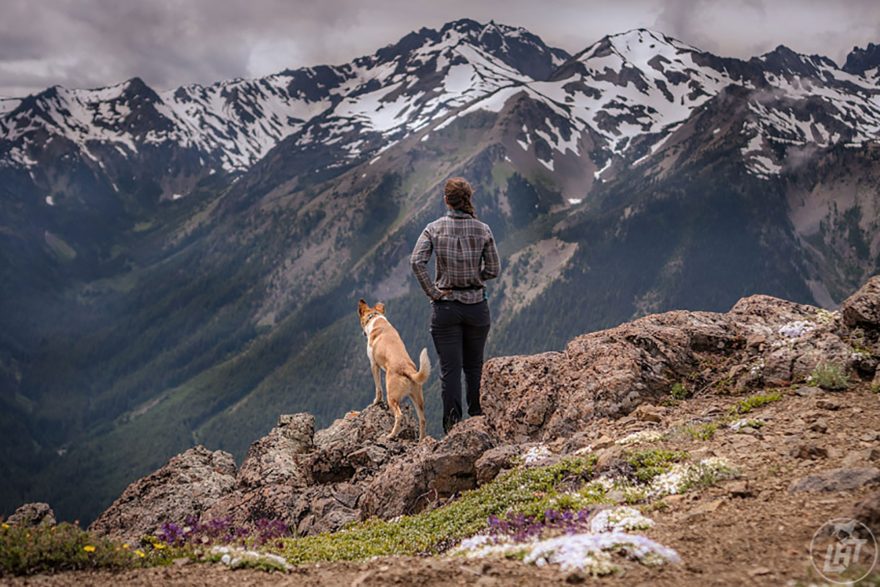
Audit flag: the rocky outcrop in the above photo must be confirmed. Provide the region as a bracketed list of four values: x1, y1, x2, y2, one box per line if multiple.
[88, 276, 880, 543]
[89, 446, 236, 543]
[201, 414, 315, 527]
[311, 405, 417, 483]
[788, 467, 880, 493]
[360, 417, 497, 519]
[841, 275, 880, 332]
[482, 285, 875, 443]
[7, 502, 56, 527]
[237, 413, 315, 488]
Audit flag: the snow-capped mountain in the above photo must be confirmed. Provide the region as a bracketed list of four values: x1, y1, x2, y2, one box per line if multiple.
[0, 19, 567, 180]
[4, 20, 880, 199]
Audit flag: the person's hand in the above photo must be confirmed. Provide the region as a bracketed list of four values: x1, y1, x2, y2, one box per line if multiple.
[433, 289, 451, 301]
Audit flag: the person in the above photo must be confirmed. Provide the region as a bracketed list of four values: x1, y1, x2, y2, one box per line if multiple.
[410, 177, 501, 434]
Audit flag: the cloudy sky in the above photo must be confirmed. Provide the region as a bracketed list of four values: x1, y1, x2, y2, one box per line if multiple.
[2, 0, 879, 97]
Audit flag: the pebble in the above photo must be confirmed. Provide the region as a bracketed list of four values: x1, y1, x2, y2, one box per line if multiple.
[815, 399, 840, 410]
[727, 480, 754, 498]
[808, 419, 828, 433]
[795, 386, 822, 396]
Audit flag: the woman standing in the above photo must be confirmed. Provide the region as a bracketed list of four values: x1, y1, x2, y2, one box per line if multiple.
[411, 177, 501, 433]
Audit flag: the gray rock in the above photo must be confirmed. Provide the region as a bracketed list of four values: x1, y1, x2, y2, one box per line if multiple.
[312, 403, 415, 483]
[482, 310, 735, 442]
[289, 483, 362, 536]
[840, 275, 880, 330]
[360, 417, 496, 519]
[851, 490, 880, 536]
[237, 413, 314, 488]
[474, 445, 521, 485]
[7, 502, 56, 527]
[788, 467, 880, 493]
[89, 445, 236, 543]
[788, 442, 828, 460]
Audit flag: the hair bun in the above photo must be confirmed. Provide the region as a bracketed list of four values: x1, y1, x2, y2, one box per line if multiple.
[444, 177, 475, 216]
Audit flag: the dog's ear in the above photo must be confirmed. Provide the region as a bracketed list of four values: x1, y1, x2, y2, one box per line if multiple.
[358, 299, 369, 315]
[375, 302, 385, 314]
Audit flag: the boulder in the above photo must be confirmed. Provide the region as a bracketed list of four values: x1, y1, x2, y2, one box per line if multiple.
[360, 417, 496, 519]
[788, 467, 880, 493]
[730, 295, 853, 385]
[289, 483, 362, 536]
[237, 413, 314, 488]
[180, 415, 314, 528]
[89, 446, 236, 543]
[312, 403, 416, 483]
[7, 502, 56, 527]
[475, 445, 522, 485]
[481, 291, 870, 444]
[840, 275, 880, 331]
[851, 490, 880, 536]
[482, 310, 735, 442]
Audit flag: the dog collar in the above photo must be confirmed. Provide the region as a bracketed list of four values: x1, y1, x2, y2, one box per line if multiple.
[362, 311, 383, 336]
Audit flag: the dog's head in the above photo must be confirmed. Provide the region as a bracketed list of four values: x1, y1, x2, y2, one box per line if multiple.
[358, 299, 386, 330]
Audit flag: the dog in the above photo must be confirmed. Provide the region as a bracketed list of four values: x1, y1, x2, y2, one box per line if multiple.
[358, 299, 429, 441]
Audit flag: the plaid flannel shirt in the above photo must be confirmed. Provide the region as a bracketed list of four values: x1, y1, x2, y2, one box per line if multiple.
[410, 210, 501, 304]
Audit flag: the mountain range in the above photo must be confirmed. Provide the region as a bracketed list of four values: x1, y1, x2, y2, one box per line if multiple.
[1, 18, 879, 524]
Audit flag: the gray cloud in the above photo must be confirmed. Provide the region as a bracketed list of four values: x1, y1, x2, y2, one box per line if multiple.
[2, 0, 879, 97]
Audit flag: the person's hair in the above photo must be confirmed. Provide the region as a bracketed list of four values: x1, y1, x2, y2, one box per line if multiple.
[444, 177, 475, 217]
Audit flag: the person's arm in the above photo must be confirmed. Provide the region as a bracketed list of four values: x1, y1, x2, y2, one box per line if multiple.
[480, 227, 500, 281]
[411, 228, 445, 300]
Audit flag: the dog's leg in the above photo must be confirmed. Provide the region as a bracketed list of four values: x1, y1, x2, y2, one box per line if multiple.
[411, 385, 427, 442]
[370, 361, 383, 406]
[386, 396, 403, 440]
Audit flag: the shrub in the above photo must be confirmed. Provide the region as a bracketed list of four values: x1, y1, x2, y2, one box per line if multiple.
[731, 391, 782, 415]
[0, 522, 140, 576]
[670, 383, 691, 400]
[625, 449, 689, 484]
[806, 363, 850, 391]
[682, 422, 717, 441]
[277, 456, 596, 564]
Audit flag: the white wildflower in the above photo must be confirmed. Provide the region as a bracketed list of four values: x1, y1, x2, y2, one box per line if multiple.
[590, 506, 655, 533]
[210, 545, 292, 571]
[777, 320, 815, 339]
[523, 531, 680, 573]
[647, 457, 735, 498]
[522, 445, 553, 465]
[592, 476, 615, 491]
[749, 358, 765, 376]
[454, 531, 680, 575]
[616, 430, 664, 446]
[814, 309, 838, 326]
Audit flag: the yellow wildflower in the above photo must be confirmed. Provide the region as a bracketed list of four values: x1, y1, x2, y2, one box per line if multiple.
[83, 545, 96, 553]
[134, 549, 146, 558]
[122, 543, 130, 550]
[154, 542, 166, 550]
[1, 523, 9, 530]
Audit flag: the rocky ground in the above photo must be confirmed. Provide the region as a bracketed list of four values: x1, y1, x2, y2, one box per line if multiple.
[6, 277, 880, 585]
[9, 384, 880, 585]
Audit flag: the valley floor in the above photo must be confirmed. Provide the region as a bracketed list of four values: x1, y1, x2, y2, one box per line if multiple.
[8, 385, 880, 586]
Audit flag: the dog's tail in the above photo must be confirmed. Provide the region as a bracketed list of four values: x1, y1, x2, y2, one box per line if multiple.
[409, 348, 431, 385]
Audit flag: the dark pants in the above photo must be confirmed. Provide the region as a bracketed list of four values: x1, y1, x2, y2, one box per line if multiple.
[430, 300, 491, 433]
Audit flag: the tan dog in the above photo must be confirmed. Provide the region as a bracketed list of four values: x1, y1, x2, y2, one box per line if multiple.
[358, 299, 429, 441]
